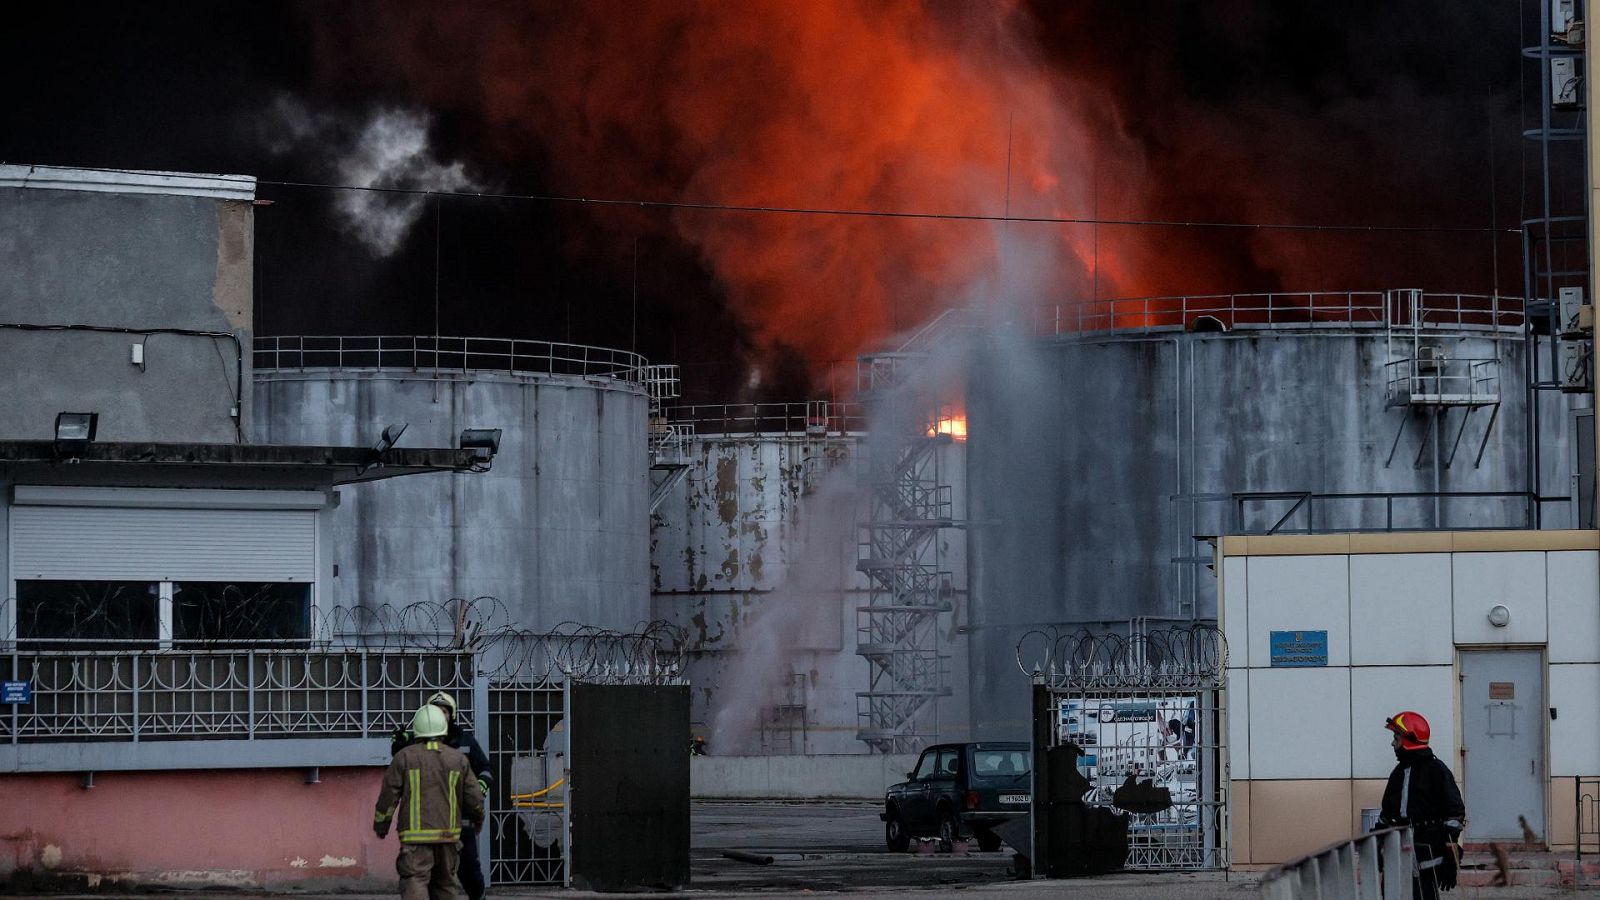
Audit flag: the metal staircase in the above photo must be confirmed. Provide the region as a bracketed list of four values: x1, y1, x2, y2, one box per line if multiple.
[645, 365, 691, 513]
[853, 352, 956, 753]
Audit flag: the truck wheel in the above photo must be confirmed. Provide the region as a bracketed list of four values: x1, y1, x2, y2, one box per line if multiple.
[885, 812, 911, 852]
[975, 828, 1003, 852]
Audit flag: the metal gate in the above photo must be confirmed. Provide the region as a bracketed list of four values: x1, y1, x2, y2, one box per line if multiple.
[1020, 625, 1229, 872]
[481, 624, 686, 887]
[489, 681, 566, 885]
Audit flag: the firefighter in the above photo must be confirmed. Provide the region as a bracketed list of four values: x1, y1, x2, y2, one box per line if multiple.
[374, 705, 484, 900]
[1376, 710, 1465, 900]
[426, 692, 492, 900]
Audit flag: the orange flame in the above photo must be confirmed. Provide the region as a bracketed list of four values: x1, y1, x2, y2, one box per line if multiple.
[930, 415, 969, 442]
[312, 2, 1153, 377]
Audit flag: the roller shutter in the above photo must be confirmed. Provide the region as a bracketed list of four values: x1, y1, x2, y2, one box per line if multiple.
[11, 504, 317, 582]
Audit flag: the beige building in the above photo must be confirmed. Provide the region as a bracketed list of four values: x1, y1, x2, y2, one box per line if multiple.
[1220, 530, 1600, 867]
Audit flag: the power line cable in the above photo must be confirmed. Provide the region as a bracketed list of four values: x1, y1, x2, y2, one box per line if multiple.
[253, 177, 1519, 236]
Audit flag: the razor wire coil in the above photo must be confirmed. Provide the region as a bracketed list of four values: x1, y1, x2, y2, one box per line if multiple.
[2, 595, 686, 687]
[1015, 625, 1227, 690]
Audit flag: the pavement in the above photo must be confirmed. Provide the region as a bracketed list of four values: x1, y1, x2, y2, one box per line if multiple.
[17, 801, 1600, 897]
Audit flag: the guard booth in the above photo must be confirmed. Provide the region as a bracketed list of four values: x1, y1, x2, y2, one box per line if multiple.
[485, 626, 690, 891]
[1021, 626, 1229, 875]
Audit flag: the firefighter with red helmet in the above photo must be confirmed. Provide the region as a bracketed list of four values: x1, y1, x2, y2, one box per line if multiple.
[1377, 710, 1465, 899]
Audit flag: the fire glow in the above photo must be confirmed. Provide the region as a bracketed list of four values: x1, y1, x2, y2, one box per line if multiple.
[313, 2, 1150, 378]
[930, 415, 968, 442]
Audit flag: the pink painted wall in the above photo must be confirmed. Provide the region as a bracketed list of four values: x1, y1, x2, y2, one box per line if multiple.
[0, 767, 400, 890]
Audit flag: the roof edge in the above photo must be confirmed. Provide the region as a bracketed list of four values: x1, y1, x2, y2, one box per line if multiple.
[0, 164, 257, 202]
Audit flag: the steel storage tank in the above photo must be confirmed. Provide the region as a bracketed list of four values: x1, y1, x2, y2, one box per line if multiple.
[648, 402, 973, 753]
[965, 290, 1578, 739]
[252, 336, 652, 632]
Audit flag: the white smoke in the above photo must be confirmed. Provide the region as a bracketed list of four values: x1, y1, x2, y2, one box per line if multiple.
[265, 97, 479, 256]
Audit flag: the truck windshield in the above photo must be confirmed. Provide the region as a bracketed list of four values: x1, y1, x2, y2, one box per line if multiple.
[971, 749, 1030, 778]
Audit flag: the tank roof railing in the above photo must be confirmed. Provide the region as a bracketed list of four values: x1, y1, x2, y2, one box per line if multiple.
[254, 335, 650, 386]
[663, 401, 867, 437]
[1037, 290, 1527, 336]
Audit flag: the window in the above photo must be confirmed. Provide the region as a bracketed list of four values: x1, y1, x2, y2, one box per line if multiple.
[13, 579, 311, 647]
[173, 582, 311, 645]
[972, 750, 1030, 777]
[16, 580, 159, 647]
[936, 748, 963, 777]
[912, 750, 940, 780]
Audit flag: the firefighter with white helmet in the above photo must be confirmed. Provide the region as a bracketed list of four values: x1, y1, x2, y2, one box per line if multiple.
[374, 704, 484, 900]
[391, 692, 493, 900]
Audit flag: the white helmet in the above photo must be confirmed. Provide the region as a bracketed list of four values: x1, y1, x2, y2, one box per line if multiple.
[427, 691, 458, 718]
[412, 704, 450, 738]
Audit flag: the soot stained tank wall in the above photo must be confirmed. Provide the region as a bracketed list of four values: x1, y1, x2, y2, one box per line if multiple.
[651, 435, 971, 753]
[253, 370, 649, 631]
[967, 330, 1564, 739]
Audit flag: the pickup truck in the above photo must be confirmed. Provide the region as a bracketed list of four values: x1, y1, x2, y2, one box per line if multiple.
[881, 742, 1031, 852]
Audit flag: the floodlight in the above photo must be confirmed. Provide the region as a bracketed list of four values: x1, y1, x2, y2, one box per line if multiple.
[54, 412, 98, 445]
[373, 422, 408, 455]
[459, 428, 502, 463]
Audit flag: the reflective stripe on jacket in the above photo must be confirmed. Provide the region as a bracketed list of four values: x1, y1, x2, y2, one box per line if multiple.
[374, 739, 485, 844]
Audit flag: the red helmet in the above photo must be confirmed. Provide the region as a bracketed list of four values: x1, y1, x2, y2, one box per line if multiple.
[1386, 711, 1431, 750]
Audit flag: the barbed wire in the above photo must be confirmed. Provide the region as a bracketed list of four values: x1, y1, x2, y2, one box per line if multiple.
[1016, 625, 1227, 690]
[1, 595, 686, 686]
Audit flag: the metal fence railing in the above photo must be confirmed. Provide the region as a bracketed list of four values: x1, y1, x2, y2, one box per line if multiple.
[0, 649, 474, 743]
[0, 599, 684, 745]
[662, 401, 867, 436]
[1383, 358, 1502, 407]
[1037, 291, 1525, 336]
[1230, 491, 1539, 535]
[1259, 826, 1418, 900]
[253, 335, 649, 386]
[1578, 776, 1600, 886]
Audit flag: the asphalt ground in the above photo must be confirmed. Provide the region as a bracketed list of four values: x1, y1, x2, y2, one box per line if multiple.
[21, 801, 1600, 897]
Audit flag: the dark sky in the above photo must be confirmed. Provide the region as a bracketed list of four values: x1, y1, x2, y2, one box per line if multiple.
[0, 3, 1569, 403]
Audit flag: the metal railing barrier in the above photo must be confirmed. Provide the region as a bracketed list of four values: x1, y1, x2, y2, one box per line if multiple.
[254, 335, 649, 386]
[1230, 490, 1539, 535]
[1578, 776, 1600, 887]
[1259, 826, 1418, 900]
[662, 401, 868, 436]
[1038, 291, 1525, 336]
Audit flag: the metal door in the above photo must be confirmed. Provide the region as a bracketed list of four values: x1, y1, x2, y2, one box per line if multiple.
[1460, 650, 1545, 842]
[566, 681, 691, 892]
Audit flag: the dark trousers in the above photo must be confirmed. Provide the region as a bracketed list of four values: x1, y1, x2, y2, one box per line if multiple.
[458, 826, 484, 900]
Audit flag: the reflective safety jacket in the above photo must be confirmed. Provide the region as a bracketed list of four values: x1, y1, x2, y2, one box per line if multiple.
[374, 739, 485, 844]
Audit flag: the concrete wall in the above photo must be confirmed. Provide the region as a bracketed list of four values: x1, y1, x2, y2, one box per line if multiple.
[650, 434, 970, 754]
[254, 370, 650, 631]
[967, 329, 1574, 741]
[0, 177, 254, 444]
[690, 753, 917, 800]
[0, 767, 391, 891]
[1220, 531, 1600, 866]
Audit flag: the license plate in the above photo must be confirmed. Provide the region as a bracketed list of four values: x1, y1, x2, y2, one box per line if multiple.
[1000, 794, 1030, 804]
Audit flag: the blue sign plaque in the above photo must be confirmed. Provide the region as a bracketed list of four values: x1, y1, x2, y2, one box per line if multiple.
[1, 681, 31, 704]
[1269, 631, 1328, 668]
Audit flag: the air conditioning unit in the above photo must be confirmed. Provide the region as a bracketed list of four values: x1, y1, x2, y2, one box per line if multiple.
[1559, 286, 1589, 337]
[1554, 0, 1577, 33]
[1552, 56, 1581, 108]
[1560, 339, 1592, 392]
[1416, 345, 1448, 373]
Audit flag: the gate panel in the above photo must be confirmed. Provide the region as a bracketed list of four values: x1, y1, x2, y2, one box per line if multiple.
[1022, 626, 1229, 872]
[568, 682, 691, 891]
[488, 683, 565, 885]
